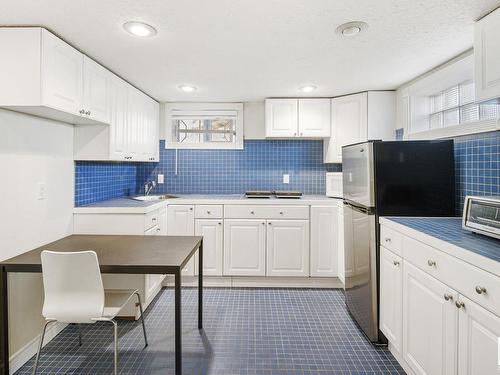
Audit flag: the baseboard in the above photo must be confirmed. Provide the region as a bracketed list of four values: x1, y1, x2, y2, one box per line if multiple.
[9, 322, 68, 375]
[163, 276, 344, 289]
[388, 342, 415, 375]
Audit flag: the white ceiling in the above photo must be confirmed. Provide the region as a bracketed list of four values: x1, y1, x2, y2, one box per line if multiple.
[2, 0, 499, 102]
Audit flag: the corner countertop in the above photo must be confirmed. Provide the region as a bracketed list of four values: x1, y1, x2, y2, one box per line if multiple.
[380, 217, 500, 276]
[73, 194, 340, 214]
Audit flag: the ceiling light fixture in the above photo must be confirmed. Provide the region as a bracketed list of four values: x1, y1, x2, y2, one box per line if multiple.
[178, 85, 198, 92]
[123, 21, 157, 37]
[336, 21, 368, 37]
[299, 85, 317, 93]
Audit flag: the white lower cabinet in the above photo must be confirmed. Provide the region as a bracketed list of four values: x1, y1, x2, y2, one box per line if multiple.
[266, 220, 309, 277]
[457, 295, 500, 375]
[144, 225, 166, 302]
[379, 246, 403, 353]
[167, 205, 196, 276]
[194, 219, 223, 276]
[223, 219, 266, 276]
[403, 261, 458, 375]
[310, 206, 339, 277]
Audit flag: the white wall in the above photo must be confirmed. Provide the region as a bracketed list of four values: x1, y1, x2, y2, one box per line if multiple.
[0, 109, 74, 367]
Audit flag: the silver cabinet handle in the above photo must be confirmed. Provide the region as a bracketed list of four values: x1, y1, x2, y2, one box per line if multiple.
[207, 211, 211, 214]
[300, 133, 303, 136]
[85, 110, 91, 116]
[268, 222, 272, 225]
[250, 211, 255, 215]
[393, 260, 400, 266]
[152, 218, 156, 221]
[427, 260, 436, 267]
[218, 222, 222, 225]
[79, 109, 85, 114]
[444, 293, 453, 301]
[455, 300, 465, 309]
[360, 148, 364, 153]
[156, 228, 160, 232]
[262, 222, 265, 225]
[189, 207, 193, 211]
[293, 132, 297, 136]
[385, 237, 391, 243]
[475, 286, 487, 294]
[279, 211, 284, 215]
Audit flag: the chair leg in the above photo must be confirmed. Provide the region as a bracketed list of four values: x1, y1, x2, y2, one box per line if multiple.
[32, 320, 56, 375]
[106, 319, 119, 375]
[134, 292, 148, 348]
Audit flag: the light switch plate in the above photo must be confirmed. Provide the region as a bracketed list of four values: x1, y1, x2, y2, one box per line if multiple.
[37, 182, 46, 200]
[283, 174, 290, 184]
[158, 174, 164, 184]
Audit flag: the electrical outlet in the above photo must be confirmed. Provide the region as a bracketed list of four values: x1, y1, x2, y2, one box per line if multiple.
[158, 174, 164, 184]
[283, 174, 290, 184]
[37, 182, 46, 200]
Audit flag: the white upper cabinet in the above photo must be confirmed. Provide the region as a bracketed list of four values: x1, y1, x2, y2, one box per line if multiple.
[82, 56, 111, 123]
[324, 91, 395, 163]
[41, 28, 84, 115]
[265, 98, 330, 138]
[474, 7, 500, 102]
[265, 99, 298, 137]
[298, 99, 331, 137]
[109, 76, 130, 160]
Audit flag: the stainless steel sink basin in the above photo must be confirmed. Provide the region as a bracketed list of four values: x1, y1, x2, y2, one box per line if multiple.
[130, 194, 178, 202]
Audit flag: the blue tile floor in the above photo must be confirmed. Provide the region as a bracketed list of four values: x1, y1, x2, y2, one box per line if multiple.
[16, 288, 405, 375]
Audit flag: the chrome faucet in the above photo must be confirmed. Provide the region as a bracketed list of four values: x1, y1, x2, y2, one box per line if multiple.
[144, 181, 156, 196]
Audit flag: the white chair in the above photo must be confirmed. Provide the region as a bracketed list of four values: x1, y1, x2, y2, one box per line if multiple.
[33, 250, 148, 375]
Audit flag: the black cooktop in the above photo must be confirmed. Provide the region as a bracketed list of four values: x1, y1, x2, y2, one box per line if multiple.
[244, 191, 303, 199]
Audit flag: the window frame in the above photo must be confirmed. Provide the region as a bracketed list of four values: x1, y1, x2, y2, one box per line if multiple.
[164, 102, 244, 149]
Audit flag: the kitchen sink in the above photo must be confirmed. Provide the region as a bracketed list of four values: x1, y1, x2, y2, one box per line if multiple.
[130, 194, 178, 202]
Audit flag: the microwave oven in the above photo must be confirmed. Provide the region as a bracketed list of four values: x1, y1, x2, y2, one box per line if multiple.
[462, 196, 500, 239]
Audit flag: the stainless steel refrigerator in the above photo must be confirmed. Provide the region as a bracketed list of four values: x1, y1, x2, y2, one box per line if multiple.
[342, 140, 455, 344]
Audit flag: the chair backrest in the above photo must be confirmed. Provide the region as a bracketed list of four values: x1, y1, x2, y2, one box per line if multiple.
[41, 251, 105, 323]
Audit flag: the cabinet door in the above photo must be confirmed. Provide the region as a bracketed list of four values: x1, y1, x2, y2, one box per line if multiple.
[194, 219, 223, 276]
[458, 295, 500, 375]
[167, 205, 195, 275]
[324, 93, 368, 163]
[224, 220, 266, 276]
[144, 226, 165, 302]
[109, 76, 129, 160]
[310, 206, 338, 277]
[126, 87, 142, 161]
[82, 56, 111, 123]
[475, 8, 500, 102]
[145, 100, 159, 161]
[267, 220, 309, 277]
[41, 29, 83, 115]
[337, 202, 345, 283]
[379, 247, 403, 353]
[265, 99, 298, 137]
[403, 261, 458, 375]
[298, 99, 331, 137]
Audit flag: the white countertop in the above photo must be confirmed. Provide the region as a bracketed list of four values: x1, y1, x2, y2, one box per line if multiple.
[73, 194, 340, 214]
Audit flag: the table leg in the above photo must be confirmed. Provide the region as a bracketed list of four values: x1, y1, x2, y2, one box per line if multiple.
[174, 270, 181, 375]
[198, 240, 203, 330]
[0, 268, 9, 375]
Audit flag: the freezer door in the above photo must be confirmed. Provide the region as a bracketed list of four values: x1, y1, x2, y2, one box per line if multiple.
[343, 202, 379, 342]
[342, 142, 374, 207]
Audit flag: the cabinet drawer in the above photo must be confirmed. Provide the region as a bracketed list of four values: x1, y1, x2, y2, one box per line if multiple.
[224, 205, 309, 219]
[195, 205, 223, 219]
[144, 210, 159, 230]
[380, 225, 403, 256]
[403, 236, 500, 315]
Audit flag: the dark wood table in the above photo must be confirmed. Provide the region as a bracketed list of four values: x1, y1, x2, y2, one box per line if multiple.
[0, 234, 203, 375]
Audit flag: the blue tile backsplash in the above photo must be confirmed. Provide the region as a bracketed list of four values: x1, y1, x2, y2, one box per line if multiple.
[75, 162, 138, 206]
[75, 131, 500, 211]
[75, 140, 341, 206]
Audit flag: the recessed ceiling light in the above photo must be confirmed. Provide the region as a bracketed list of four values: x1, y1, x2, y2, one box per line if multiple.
[178, 85, 198, 92]
[336, 21, 368, 37]
[299, 85, 317, 93]
[123, 21, 157, 37]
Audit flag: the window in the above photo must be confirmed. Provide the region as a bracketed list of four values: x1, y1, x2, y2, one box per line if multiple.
[428, 81, 500, 129]
[405, 53, 500, 139]
[165, 103, 243, 149]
